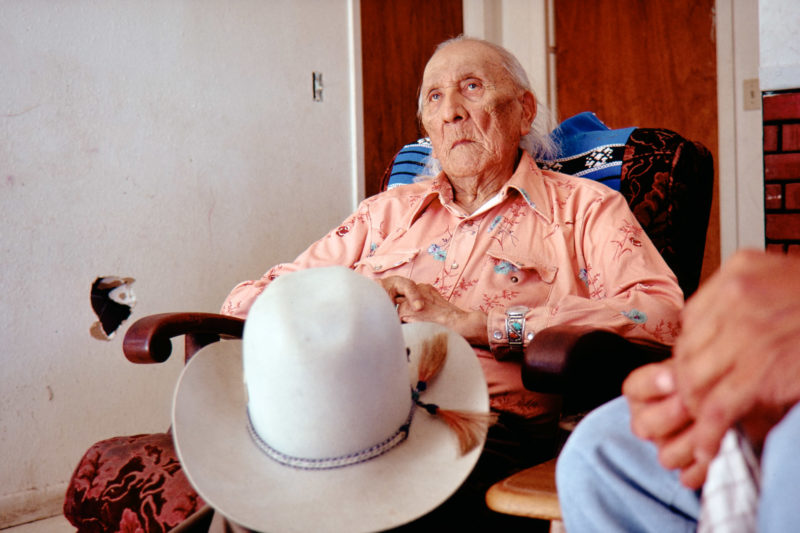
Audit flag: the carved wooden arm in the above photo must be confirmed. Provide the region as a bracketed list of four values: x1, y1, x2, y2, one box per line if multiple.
[522, 325, 671, 415]
[123, 313, 245, 364]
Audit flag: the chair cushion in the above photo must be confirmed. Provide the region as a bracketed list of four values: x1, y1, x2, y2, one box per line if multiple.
[64, 432, 204, 533]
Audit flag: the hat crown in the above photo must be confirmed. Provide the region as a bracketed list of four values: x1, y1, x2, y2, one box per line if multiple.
[243, 267, 412, 464]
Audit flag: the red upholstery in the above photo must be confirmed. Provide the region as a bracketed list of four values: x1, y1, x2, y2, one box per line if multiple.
[64, 432, 204, 533]
[64, 314, 243, 531]
[620, 128, 713, 298]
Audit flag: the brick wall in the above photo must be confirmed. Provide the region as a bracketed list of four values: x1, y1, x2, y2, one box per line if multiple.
[764, 90, 800, 254]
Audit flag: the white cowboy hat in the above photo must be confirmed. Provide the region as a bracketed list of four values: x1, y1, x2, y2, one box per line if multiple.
[172, 266, 490, 532]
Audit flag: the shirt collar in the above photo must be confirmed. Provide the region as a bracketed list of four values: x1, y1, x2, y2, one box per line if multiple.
[407, 150, 553, 225]
[501, 150, 553, 223]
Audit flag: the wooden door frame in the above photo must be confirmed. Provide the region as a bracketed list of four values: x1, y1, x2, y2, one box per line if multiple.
[715, 0, 764, 257]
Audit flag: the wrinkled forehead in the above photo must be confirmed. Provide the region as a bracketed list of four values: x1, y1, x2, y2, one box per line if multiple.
[421, 41, 512, 92]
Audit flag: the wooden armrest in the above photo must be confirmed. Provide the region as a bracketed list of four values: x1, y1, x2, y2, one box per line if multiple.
[522, 325, 670, 414]
[485, 458, 561, 521]
[123, 313, 245, 364]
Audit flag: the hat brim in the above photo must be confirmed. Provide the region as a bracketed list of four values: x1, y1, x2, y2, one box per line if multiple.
[172, 322, 489, 533]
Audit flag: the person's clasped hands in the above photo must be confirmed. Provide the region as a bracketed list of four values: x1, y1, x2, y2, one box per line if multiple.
[624, 249, 800, 489]
[379, 275, 490, 346]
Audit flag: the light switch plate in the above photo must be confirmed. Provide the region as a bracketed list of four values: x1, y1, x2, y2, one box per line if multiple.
[313, 72, 323, 102]
[743, 78, 760, 111]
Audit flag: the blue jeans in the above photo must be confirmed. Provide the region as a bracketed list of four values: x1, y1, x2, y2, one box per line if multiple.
[556, 397, 800, 532]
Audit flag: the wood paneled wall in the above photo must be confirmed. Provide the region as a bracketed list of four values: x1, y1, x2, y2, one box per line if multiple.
[360, 0, 462, 197]
[554, 0, 720, 280]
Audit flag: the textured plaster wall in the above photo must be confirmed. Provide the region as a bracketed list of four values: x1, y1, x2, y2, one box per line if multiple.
[0, 0, 358, 525]
[760, 0, 800, 91]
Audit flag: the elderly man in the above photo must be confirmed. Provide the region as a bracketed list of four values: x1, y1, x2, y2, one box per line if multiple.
[556, 250, 800, 532]
[221, 36, 682, 529]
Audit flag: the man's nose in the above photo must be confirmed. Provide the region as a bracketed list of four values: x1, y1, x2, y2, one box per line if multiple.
[440, 89, 467, 123]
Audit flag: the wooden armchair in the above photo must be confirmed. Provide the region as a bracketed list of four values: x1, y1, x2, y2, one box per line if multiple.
[63, 115, 713, 532]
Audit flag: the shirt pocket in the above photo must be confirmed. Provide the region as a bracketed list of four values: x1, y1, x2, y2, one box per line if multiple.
[354, 249, 421, 279]
[483, 249, 559, 307]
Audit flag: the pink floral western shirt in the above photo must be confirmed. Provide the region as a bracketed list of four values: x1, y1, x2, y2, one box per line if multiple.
[222, 151, 683, 418]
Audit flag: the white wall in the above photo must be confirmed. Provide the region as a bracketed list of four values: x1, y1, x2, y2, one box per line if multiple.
[0, 0, 360, 526]
[760, 0, 800, 90]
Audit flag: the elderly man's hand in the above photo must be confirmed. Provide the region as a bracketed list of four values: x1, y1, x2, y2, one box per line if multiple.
[672, 250, 800, 472]
[622, 361, 709, 488]
[378, 276, 488, 346]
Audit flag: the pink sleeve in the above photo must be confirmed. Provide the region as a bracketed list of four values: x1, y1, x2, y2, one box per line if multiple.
[534, 192, 684, 345]
[220, 202, 374, 319]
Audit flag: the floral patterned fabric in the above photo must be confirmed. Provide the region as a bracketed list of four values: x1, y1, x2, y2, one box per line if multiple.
[64, 432, 204, 533]
[620, 128, 713, 298]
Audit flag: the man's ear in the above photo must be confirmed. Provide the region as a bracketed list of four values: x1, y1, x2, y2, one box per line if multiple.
[519, 91, 537, 136]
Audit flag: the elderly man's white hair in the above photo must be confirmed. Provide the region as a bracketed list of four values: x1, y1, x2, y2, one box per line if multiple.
[418, 35, 559, 161]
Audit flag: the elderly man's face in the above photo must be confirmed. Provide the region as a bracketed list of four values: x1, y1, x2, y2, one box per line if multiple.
[420, 40, 535, 180]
